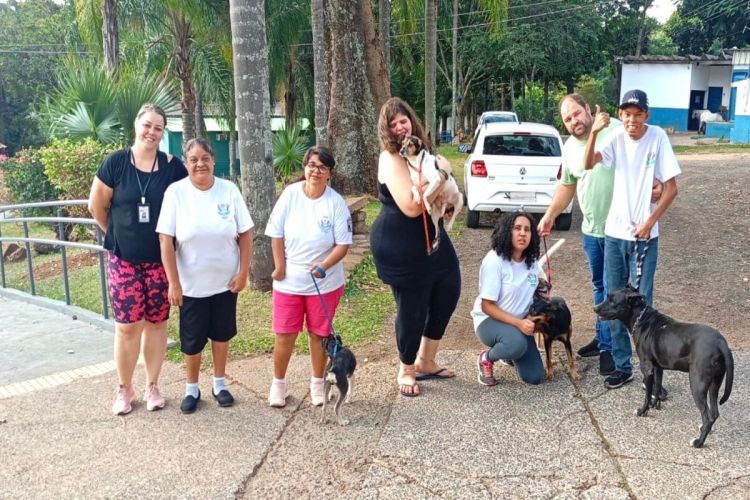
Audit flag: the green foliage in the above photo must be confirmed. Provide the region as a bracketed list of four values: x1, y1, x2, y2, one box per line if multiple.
[43, 58, 178, 144]
[37, 138, 119, 204]
[272, 126, 307, 182]
[514, 86, 545, 123]
[0, 0, 77, 154]
[0, 148, 60, 208]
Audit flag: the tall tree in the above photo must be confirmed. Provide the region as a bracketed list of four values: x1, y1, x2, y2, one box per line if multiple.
[379, 0, 391, 74]
[424, 0, 437, 143]
[327, 0, 389, 195]
[101, 0, 119, 77]
[229, 0, 275, 290]
[634, 0, 654, 57]
[311, 0, 328, 144]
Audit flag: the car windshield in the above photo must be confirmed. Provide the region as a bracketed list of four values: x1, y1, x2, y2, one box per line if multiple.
[482, 115, 516, 124]
[482, 134, 560, 157]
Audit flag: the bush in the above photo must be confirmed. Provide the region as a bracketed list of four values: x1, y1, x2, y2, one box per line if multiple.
[272, 125, 307, 183]
[0, 148, 60, 212]
[514, 85, 545, 123]
[37, 138, 120, 205]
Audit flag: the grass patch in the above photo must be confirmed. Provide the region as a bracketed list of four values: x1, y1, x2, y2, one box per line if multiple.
[673, 143, 750, 154]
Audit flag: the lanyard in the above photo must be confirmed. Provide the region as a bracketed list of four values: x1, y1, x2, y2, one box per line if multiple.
[130, 148, 158, 204]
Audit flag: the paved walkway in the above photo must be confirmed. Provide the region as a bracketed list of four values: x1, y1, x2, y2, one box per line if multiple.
[1, 295, 748, 499]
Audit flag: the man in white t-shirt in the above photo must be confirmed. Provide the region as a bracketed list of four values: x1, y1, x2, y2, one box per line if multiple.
[584, 89, 680, 391]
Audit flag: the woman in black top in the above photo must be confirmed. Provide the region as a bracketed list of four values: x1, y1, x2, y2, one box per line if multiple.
[370, 97, 461, 397]
[88, 103, 187, 415]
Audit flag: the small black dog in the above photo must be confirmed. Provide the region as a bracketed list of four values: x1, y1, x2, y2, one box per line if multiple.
[527, 286, 581, 381]
[595, 286, 734, 448]
[320, 334, 357, 426]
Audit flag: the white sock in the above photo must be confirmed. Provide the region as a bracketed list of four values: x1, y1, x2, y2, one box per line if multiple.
[185, 383, 200, 398]
[273, 377, 286, 385]
[213, 377, 226, 394]
[310, 376, 324, 386]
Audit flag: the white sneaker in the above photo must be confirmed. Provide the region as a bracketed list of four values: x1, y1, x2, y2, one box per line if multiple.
[310, 380, 325, 407]
[112, 385, 135, 416]
[268, 380, 289, 408]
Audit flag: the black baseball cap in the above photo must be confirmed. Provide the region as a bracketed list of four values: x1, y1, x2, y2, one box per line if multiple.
[619, 89, 649, 111]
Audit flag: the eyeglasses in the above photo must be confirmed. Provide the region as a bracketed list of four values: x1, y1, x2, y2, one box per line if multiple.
[305, 162, 330, 173]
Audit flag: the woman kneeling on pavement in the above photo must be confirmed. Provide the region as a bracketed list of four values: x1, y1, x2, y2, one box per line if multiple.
[265, 146, 352, 408]
[157, 138, 254, 414]
[474, 212, 545, 386]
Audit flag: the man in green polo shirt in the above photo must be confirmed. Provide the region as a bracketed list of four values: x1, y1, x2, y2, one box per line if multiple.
[538, 93, 619, 376]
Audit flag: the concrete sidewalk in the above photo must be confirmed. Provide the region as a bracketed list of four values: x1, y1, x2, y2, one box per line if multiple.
[1, 297, 748, 499]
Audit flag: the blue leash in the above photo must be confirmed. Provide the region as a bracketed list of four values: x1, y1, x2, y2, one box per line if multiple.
[310, 270, 341, 355]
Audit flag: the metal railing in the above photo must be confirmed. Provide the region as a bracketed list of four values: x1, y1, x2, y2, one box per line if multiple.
[0, 200, 109, 319]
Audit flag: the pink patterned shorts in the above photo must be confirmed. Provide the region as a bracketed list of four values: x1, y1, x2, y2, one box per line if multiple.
[107, 253, 170, 324]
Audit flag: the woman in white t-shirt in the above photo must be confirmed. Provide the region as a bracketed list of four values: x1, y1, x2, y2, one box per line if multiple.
[472, 212, 545, 386]
[265, 146, 353, 408]
[157, 138, 254, 414]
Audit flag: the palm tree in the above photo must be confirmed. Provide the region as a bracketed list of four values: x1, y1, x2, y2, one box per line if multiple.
[311, 0, 328, 144]
[379, 0, 391, 75]
[102, 0, 119, 78]
[424, 0, 437, 143]
[229, 0, 275, 290]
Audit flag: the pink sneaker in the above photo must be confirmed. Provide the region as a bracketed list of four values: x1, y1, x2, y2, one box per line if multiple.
[477, 351, 497, 387]
[268, 380, 289, 408]
[112, 385, 135, 415]
[144, 383, 166, 411]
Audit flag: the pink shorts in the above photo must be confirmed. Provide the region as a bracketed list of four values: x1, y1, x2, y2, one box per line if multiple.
[107, 253, 170, 324]
[272, 286, 345, 336]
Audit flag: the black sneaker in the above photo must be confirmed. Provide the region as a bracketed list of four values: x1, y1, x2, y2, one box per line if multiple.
[577, 338, 600, 358]
[642, 383, 669, 401]
[599, 351, 615, 376]
[213, 389, 235, 407]
[180, 391, 201, 414]
[605, 371, 634, 389]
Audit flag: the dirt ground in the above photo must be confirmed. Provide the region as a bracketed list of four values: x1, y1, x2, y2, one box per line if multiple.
[356, 151, 747, 362]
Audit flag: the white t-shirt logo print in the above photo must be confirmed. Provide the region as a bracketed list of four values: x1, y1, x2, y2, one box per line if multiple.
[318, 215, 332, 232]
[217, 203, 230, 219]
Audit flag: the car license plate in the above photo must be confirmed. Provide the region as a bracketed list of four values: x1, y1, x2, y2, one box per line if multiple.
[510, 192, 535, 203]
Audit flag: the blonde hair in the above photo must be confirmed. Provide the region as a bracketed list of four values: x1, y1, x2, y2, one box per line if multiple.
[135, 103, 167, 126]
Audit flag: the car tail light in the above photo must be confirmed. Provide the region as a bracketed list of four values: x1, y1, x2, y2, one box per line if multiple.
[471, 160, 487, 177]
[557, 164, 562, 180]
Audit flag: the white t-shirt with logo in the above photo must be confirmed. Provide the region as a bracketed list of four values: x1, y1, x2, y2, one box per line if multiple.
[156, 177, 254, 298]
[598, 125, 681, 241]
[265, 182, 353, 295]
[471, 250, 540, 330]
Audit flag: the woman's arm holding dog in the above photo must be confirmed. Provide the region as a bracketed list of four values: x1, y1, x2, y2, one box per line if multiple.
[380, 150, 429, 217]
[481, 299, 535, 335]
[310, 244, 349, 278]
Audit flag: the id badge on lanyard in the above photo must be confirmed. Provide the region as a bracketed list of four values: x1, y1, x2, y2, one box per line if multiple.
[133, 148, 158, 224]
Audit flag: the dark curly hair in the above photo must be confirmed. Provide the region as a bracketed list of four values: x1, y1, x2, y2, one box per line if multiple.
[490, 212, 540, 269]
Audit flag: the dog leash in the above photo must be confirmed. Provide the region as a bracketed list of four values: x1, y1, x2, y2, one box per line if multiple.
[542, 235, 553, 289]
[634, 238, 649, 291]
[310, 271, 342, 355]
[406, 154, 434, 255]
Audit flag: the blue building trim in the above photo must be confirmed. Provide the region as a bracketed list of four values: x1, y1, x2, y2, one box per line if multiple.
[730, 115, 750, 143]
[647, 107, 688, 132]
[704, 121, 733, 139]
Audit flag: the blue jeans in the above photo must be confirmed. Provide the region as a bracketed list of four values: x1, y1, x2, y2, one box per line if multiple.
[605, 236, 659, 374]
[581, 234, 611, 353]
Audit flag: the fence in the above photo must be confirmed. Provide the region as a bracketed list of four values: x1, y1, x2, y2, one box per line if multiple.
[0, 200, 110, 322]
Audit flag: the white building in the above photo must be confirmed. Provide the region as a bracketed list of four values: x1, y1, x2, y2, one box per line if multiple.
[617, 53, 732, 132]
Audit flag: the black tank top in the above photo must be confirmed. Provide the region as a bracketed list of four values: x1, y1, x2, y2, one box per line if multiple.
[370, 182, 459, 288]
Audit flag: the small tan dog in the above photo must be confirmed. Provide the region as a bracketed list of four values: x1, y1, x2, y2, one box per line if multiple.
[399, 135, 464, 232]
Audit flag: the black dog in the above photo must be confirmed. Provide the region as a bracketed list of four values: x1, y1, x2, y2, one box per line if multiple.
[527, 279, 581, 381]
[320, 334, 357, 426]
[594, 286, 734, 448]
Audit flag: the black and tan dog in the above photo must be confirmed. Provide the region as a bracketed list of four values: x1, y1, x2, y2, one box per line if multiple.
[595, 286, 734, 448]
[320, 334, 357, 426]
[527, 278, 581, 381]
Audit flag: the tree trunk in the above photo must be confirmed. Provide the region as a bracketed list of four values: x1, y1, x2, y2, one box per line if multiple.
[510, 76, 515, 111]
[424, 0, 437, 146]
[326, 0, 387, 195]
[229, 0, 275, 290]
[171, 12, 195, 149]
[311, 0, 329, 145]
[635, 0, 653, 57]
[450, 0, 458, 138]
[543, 78, 550, 123]
[101, 0, 119, 79]
[194, 87, 206, 139]
[379, 0, 391, 76]
[284, 49, 298, 128]
[229, 131, 237, 178]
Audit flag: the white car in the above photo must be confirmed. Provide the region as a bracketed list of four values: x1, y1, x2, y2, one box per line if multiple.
[463, 121, 572, 230]
[477, 111, 519, 126]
